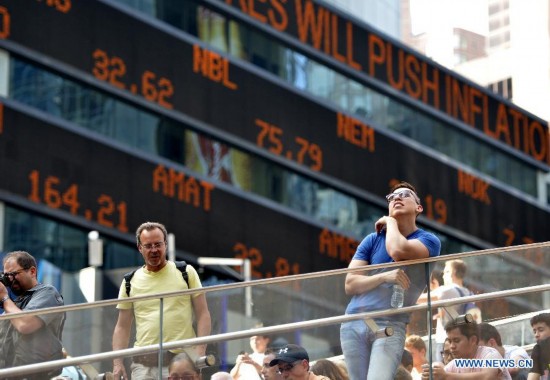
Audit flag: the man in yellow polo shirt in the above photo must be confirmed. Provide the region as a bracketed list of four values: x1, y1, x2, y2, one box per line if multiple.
[112, 221, 211, 380]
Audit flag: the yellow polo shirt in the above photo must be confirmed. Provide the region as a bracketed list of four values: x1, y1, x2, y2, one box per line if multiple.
[116, 261, 202, 348]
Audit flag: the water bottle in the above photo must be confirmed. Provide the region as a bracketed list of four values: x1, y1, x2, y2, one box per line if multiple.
[391, 284, 405, 308]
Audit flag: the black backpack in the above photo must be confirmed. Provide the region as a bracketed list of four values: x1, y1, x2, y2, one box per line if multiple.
[123, 261, 189, 297]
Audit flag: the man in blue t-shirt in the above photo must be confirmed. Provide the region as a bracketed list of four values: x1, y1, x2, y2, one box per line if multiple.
[340, 181, 441, 380]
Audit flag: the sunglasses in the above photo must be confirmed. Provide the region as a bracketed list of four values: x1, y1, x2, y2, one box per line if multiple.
[385, 189, 419, 204]
[277, 360, 303, 374]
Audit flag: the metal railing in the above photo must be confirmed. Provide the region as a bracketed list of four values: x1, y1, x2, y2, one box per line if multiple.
[0, 241, 549, 378]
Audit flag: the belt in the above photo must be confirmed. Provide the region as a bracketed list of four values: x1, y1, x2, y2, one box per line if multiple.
[133, 351, 176, 367]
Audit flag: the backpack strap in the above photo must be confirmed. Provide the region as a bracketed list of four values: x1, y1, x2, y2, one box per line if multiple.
[174, 260, 189, 288]
[454, 286, 475, 313]
[123, 269, 138, 297]
[123, 261, 189, 297]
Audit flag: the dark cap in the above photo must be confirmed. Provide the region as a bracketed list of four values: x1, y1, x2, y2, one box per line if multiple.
[269, 344, 309, 366]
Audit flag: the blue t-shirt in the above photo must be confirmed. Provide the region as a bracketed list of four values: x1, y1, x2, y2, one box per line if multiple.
[345, 229, 441, 322]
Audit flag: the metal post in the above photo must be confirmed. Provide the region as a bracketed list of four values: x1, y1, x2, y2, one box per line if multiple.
[87, 231, 103, 267]
[167, 233, 176, 262]
[243, 258, 252, 317]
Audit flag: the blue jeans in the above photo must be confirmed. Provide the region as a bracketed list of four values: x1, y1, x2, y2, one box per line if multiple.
[340, 319, 406, 380]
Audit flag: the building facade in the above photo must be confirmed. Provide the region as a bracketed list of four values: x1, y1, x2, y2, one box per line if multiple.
[0, 0, 548, 309]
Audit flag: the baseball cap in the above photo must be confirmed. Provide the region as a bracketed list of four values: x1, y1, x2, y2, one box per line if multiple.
[269, 344, 309, 366]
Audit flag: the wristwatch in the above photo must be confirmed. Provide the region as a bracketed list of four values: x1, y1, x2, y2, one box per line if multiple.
[1, 295, 9, 304]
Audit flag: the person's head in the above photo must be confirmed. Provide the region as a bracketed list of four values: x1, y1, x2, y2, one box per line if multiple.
[269, 344, 310, 379]
[404, 335, 427, 367]
[136, 221, 168, 272]
[394, 365, 413, 380]
[210, 372, 232, 380]
[443, 259, 466, 285]
[250, 334, 270, 354]
[477, 322, 503, 348]
[444, 320, 479, 359]
[262, 349, 283, 380]
[386, 181, 423, 219]
[334, 359, 348, 378]
[310, 359, 348, 380]
[2, 251, 38, 295]
[441, 338, 453, 365]
[400, 349, 413, 372]
[430, 269, 444, 290]
[168, 352, 200, 380]
[530, 313, 550, 342]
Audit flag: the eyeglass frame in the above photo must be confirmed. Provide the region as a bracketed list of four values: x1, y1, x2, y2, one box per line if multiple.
[2, 268, 29, 279]
[139, 241, 166, 250]
[277, 360, 304, 374]
[385, 189, 420, 204]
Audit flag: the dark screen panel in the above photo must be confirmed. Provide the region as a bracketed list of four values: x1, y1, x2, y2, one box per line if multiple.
[0, 0, 547, 247]
[0, 101, 358, 276]
[207, 0, 549, 165]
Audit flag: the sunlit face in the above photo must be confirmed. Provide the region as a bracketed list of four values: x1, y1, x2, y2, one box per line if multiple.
[532, 322, 550, 342]
[443, 263, 454, 285]
[405, 346, 426, 367]
[442, 340, 453, 365]
[262, 354, 283, 380]
[277, 359, 308, 380]
[447, 328, 478, 359]
[138, 227, 167, 272]
[2, 257, 36, 296]
[386, 187, 422, 217]
[250, 335, 269, 353]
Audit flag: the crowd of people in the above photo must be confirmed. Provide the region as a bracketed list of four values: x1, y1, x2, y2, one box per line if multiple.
[1, 182, 548, 380]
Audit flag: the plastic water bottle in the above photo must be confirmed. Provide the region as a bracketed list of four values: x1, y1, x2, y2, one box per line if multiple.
[391, 284, 405, 308]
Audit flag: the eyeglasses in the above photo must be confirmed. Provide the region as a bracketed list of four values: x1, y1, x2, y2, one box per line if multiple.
[385, 189, 419, 204]
[140, 241, 166, 250]
[441, 350, 452, 357]
[3, 269, 26, 279]
[167, 375, 196, 380]
[277, 360, 302, 374]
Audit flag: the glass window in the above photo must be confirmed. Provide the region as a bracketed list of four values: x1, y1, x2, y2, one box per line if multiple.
[3, 205, 138, 272]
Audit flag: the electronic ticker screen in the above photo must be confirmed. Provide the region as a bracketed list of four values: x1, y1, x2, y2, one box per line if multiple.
[0, 0, 547, 248]
[0, 101, 360, 277]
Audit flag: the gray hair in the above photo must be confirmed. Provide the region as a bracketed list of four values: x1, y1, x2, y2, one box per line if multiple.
[135, 222, 168, 245]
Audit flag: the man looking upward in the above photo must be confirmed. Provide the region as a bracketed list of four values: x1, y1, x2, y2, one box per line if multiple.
[340, 182, 441, 380]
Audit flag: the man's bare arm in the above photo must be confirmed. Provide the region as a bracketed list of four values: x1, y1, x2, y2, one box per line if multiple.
[345, 259, 411, 295]
[378, 216, 430, 261]
[2, 298, 44, 334]
[192, 293, 211, 356]
[112, 309, 133, 380]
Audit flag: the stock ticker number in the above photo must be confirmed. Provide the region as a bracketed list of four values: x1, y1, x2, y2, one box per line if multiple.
[39, 0, 71, 13]
[1, 1, 70, 41]
[0, 6, 10, 39]
[27, 170, 129, 232]
[255, 119, 323, 171]
[233, 242, 300, 279]
[92, 49, 174, 109]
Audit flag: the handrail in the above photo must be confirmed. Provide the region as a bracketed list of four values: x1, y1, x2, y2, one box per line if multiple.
[2, 241, 548, 321]
[0, 241, 548, 377]
[1, 282, 549, 378]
